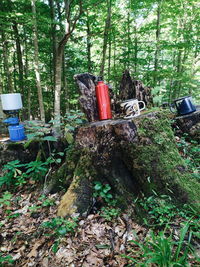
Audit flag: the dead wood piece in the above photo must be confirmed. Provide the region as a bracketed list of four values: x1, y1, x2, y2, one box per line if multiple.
[119, 70, 135, 100]
[133, 80, 153, 107]
[118, 70, 153, 107]
[74, 73, 98, 122]
[174, 108, 200, 140]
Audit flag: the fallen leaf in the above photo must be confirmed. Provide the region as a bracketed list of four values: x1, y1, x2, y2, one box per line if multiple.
[27, 238, 45, 258]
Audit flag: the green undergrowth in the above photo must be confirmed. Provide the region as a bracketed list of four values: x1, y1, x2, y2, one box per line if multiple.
[122, 221, 197, 267]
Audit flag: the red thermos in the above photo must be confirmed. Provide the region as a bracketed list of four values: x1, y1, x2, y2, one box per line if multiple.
[95, 81, 112, 120]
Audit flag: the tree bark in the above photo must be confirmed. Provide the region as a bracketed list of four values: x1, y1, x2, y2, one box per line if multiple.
[118, 70, 153, 107]
[31, 0, 46, 122]
[12, 22, 24, 95]
[154, 0, 162, 86]
[74, 73, 98, 122]
[48, 0, 57, 87]
[99, 0, 112, 78]
[86, 10, 92, 73]
[1, 31, 13, 93]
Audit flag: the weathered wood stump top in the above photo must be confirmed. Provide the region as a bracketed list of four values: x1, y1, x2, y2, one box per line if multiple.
[174, 107, 200, 139]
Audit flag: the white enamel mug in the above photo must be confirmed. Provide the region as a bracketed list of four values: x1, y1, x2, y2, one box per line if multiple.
[120, 98, 146, 119]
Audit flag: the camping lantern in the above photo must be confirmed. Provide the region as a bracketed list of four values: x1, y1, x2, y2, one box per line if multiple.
[1, 93, 26, 141]
[95, 80, 112, 120]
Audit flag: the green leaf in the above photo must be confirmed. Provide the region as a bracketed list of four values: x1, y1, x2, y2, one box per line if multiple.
[52, 241, 59, 254]
[42, 136, 57, 142]
[94, 183, 102, 191]
[57, 227, 67, 235]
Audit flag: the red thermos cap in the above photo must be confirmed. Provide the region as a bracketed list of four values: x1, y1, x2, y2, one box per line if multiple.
[95, 81, 112, 120]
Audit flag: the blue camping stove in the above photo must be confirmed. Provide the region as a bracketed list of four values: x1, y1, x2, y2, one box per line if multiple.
[1, 93, 26, 142]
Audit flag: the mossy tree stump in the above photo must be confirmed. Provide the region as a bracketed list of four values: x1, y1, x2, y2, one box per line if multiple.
[58, 74, 200, 217]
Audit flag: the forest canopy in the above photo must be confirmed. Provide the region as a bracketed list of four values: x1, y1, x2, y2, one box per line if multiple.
[0, 0, 199, 121]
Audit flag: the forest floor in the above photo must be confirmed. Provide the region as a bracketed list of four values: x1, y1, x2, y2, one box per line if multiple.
[0, 186, 146, 267]
[0, 136, 199, 267]
[0, 185, 200, 267]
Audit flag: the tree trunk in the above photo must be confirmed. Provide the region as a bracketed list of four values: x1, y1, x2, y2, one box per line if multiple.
[154, 0, 162, 86]
[48, 0, 57, 87]
[134, 25, 138, 74]
[57, 73, 200, 217]
[86, 10, 92, 73]
[53, 0, 82, 136]
[12, 22, 24, 95]
[23, 26, 31, 120]
[31, 0, 46, 122]
[2, 31, 13, 93]
[54, 50, 64, 135]
[99, 0, 112, 78]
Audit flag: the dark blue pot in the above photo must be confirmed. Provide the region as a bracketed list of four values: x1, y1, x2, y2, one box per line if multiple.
[170, 96, 196, 116]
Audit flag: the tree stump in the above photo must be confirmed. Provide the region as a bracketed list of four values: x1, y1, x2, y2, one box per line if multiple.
[57, 73, 200, 217]
[174, 107, 200, 141]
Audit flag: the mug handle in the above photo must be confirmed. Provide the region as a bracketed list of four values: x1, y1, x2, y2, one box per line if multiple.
[169, 103, 176, 113]
[138, 101, 146, 111]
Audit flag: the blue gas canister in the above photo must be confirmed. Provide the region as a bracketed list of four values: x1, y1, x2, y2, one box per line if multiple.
[3, 117, 26, 142]
[8, 124, 26, 142]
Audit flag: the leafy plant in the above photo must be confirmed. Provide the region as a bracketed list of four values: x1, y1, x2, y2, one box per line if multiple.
[28, 204, 41, 213]
[0, 160, 25, 188]
[25, 160, 48, 180]
[0, 191, 13, 207]
[101, 207, 121, 221]
[0, 158, 51, 189]
[135, 194, 178, 227]
[0, 253, 14, 266]
[38, 194, 55, 207]
[41, 216, 78, 238]
[93, 181, 114, 204]
[63, 110, 85, 131]
[176, 135, 200, 179]
[41, 217, 78, 253]
[122, 222, 192, 267]
[63, 110, 85, 144]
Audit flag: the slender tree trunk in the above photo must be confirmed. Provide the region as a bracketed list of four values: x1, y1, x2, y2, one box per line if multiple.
[86, 10, 92, 73]
[99, 0, 112, 78]
[0, 60, 3, 118]
[134, 25, 138, 74]
[12, 22, 24, 95]
[2, 31, 13, 93]
[48, 0, 57, 87]
[13, 52, 17, 92]
[54, 50, 63, 133]
[127, 9, 131, 70]
[23, 26, 31, 120]
[172, 49, 182, 99]
[63, 51, 70, 112]
[154, 0, 162, 86]
[62, 51, 69, 112]
[108, 31, 111, 81]
[53, 0, 82, 136]
[31, 0, 46, 122]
